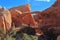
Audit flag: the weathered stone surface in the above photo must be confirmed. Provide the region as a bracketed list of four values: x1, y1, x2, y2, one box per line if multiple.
[9, 9, 22, 27]
[57, 36, 60, 40]
[9, 0, 60, 29]
[41, 0, 60, 27]
[9, 9, 36, 28]
[9, 4, 32, 13]
[0, 13, 3, 28]
[32, 11, 43, 27]
[0, 7, 12, 33]
[9, 4, 32, 27]
[20, 13, 36, 28]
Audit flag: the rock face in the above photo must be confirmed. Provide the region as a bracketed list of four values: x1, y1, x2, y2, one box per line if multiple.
[43, 0, 60, 13]
[9, 9, 22, 27]
[57, 36, 60, 40]
[0, 12, 3, 28]
[9, 4, 31, 13]
[8, 0, 60, 40]
[9, 4, 33, 27]
[9, 0, 60, 28]
[42, 0, 60, 27]
[0, 7, 12, 33]
[32, 11, 43, 27]
[20, 13, 36, 28]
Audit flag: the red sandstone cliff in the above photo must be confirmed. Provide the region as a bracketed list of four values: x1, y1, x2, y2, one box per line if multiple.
[42, 0, 60, 27]
[9, 0, 60, 28]
[9, 4, 36, 28]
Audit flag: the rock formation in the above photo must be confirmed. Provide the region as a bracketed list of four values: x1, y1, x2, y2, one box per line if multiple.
[9, 0, 60, 30]
[9, 4, 31, 13]
[0, 7, 12, 33]
[57, 36, 60, 40]
[41, 0, 60, 27]
[9, 4, 34, 28]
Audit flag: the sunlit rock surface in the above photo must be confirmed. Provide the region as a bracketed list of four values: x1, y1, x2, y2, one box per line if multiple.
[9, 0, 60, 28]
[41, 0, 60, 27]
[0, 6, 12, 32]
[9, 4, 32, 27]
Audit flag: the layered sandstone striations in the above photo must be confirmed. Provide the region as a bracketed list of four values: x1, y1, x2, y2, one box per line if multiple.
[9, 0, 60, 28]
[9, 4, 35, 28]
[0, 7, 12, 33]
[42, 0, 60, 27]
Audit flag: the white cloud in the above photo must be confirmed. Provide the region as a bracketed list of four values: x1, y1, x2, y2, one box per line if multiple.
[35, 0, 50, 2]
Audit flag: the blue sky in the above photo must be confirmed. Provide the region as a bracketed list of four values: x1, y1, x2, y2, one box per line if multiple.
[0, 0, 56, 11]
